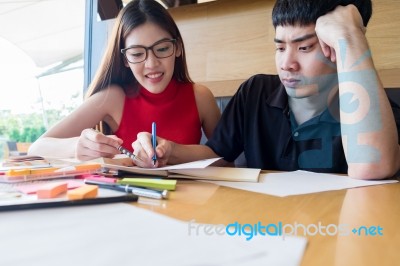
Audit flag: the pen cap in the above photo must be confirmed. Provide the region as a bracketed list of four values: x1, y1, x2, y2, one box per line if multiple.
[161, 190, 169, 199]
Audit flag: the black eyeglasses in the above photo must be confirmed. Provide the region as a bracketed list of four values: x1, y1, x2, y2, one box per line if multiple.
[121, 39, 177, 64]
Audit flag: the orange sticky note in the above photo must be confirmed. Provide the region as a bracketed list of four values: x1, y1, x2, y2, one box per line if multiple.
[16, 180, 82, 195]
[67, 185, 98, 200]
[74, 163, 102, 171]
[6, 169, 31, 176]
[30, 167, 59, 175]
[37, 182, 68, 199]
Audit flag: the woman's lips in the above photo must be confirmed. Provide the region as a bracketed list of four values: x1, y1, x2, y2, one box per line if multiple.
[146, 72, 164, 83]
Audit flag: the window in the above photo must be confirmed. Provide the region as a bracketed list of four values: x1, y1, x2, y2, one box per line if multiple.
[0, 0, 85, 160]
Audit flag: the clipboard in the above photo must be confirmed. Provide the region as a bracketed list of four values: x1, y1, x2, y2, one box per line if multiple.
[0, 181, 138, 212]
[0, 194, 138, 211]
[0, 177, 138, 211]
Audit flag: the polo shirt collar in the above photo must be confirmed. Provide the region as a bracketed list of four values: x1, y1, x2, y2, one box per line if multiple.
[291, 94, 340, 129]
[265, 81, 340, 123]
[266, 83, 289, 114]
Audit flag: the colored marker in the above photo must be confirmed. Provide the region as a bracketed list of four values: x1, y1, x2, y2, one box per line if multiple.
[85, 180, 169, 200]
[117, 145, 143, 163]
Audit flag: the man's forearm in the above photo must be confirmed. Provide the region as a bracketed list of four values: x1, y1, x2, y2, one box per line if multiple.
[168, 143, 220, 165]
[336, 33, 400, 178]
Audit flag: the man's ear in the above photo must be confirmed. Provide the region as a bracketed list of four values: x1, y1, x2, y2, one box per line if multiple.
[175, 40, 182, 57]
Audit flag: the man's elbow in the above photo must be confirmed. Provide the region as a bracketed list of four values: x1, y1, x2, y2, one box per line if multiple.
[348, 158, 400, 180]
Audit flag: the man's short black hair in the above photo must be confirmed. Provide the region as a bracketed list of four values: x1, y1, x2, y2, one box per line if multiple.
[272, 0, 372, 28]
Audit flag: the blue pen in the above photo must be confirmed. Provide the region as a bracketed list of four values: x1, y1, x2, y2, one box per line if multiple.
[152, 122, 157, 166]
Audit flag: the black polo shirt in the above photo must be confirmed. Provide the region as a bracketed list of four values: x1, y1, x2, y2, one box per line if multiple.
[206, 74, 400, 173]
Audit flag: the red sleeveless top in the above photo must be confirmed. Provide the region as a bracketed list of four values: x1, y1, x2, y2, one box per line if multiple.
[114, 79, 202, 151]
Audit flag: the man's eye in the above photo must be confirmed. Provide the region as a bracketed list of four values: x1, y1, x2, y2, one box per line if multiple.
[299, 45, 313, 51]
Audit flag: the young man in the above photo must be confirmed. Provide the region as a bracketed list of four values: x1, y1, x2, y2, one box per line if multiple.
[133, 0, 400, 179]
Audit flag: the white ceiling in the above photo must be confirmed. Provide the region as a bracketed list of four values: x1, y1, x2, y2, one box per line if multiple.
[0, 0, 85, 68]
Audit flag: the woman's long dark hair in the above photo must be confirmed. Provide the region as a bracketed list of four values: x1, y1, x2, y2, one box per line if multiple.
[86, 0, 192, 133]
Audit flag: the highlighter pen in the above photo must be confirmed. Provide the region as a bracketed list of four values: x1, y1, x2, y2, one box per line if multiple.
[85, 180, 169, 200]
[117, 145, 143, 163]
[152, 122, 157, 166]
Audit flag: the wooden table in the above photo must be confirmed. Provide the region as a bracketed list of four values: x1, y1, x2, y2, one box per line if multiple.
[133, 178, 400, 266]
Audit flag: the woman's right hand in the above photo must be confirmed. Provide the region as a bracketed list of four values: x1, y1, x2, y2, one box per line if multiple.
[75, 128, 123, 161]
[132, 132, 174, 168]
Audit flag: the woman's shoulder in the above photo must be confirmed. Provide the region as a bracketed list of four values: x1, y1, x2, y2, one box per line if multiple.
[84, 85, 127, 119]
[89, 84, 126, 103]
[99, 84, 125, 96]
[192, 83, 214, 99]
[192, 83, 219, 117]
[87, 85, 127, 131]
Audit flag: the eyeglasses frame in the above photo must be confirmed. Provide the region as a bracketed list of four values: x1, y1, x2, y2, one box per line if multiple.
[121, 39, 177, 64]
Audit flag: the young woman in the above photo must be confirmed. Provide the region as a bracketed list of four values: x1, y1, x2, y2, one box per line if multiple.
[28, 0, 220, 161]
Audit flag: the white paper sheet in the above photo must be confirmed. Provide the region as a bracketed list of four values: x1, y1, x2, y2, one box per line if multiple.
[152, 157, 222, 170]
[100, 157, 223, 177]
[0, 203, 307, 266]
[203, 170, 398, 197]
[52, 157, 222, 171]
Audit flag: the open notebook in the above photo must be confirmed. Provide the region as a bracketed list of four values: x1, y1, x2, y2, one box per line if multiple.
[98, 156, 260, 182]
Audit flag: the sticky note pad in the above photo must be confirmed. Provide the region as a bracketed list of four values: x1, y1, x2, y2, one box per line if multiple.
[30, 168, 59, 175]
[84, 175, 117, 183]
[37, 182, 68, 199]
[16, 180, 83, 195]
[67, 185, 98, 200]
[74, 163, 102, 171]
[6, 169, 31, 176]
[118, 178, 177, 191]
